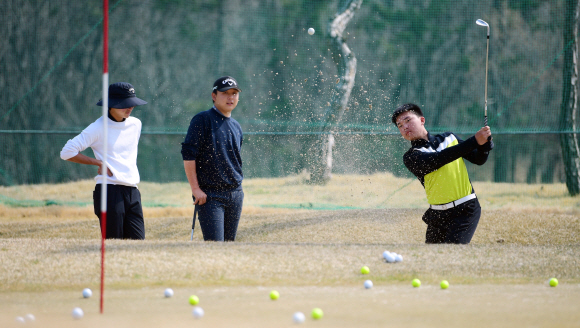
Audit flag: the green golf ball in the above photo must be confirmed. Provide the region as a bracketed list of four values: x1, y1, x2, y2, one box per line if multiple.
[269, 290, 279, 300]
[311, 308, 324, 320]
[440, 280, 449, 289]
[412, 278, 421, 288]
[549, 278, 558, 287]
[188, 295, 199, 305]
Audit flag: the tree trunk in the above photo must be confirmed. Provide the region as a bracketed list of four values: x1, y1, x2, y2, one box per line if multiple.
[309, 0, 362, 184]
[560, 0, 580, 195]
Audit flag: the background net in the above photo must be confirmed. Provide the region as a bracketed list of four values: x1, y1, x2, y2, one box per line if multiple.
[0, 0, 574, 207]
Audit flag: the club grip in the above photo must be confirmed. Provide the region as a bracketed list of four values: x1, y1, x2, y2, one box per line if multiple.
[484, 117, 491, 141]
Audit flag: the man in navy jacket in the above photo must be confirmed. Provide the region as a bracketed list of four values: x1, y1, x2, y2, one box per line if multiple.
[182, 76, 244, 241]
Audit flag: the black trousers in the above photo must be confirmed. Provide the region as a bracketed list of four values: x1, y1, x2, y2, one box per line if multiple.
[93, 184, 145, 240]
[422, 198, 481, 244]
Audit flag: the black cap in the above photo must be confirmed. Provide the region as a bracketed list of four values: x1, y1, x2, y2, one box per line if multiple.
[97, 82, 148, 108]
[212, 76, 241, 92]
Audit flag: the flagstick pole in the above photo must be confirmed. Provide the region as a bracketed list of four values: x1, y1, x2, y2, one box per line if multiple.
[100, 0, 109, 315]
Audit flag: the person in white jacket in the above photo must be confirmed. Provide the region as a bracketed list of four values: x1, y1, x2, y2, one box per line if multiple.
[60, 82, 147, 239]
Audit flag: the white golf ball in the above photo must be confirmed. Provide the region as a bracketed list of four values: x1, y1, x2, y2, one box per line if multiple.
[395, 254, 403, 262]
[71, 307, 84, 320]
[364, 280, 373, 289]
[308, 28, 315, 35]
[15, 316, 25, 323]
[293, 311, 306, 324]
[192, 306, 204, 319]
[164, 288, 174, 298]
[25, 314, 35, 321]
[382, 251, 390, 260]
[385, 252, 396, 263]
[82, 288, 92, 298]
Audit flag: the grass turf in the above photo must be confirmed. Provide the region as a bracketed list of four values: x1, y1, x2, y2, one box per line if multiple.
[0, 174, 579, 327]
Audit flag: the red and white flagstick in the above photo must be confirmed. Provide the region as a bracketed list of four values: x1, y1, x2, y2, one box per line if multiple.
[100, 0, 109, 314]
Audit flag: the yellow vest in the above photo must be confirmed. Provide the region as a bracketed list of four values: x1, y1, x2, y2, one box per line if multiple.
[419, 135, 472, 205]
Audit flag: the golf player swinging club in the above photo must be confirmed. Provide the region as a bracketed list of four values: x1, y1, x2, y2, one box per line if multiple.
[476, 18, 491, 140]
[390, 21, 495, 244]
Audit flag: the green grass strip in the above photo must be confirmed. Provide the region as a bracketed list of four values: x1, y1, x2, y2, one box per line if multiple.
[0, 194, 89, 207]
[0, 193, 182, 208]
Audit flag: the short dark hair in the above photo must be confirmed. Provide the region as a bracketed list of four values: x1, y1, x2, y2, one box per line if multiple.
[392, 103, 424, 125]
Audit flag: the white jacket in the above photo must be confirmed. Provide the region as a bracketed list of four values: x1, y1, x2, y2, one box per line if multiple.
[60, 116, 141, 187]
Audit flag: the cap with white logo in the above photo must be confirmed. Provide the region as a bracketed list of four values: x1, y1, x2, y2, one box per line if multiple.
[212, 76, 241, 92]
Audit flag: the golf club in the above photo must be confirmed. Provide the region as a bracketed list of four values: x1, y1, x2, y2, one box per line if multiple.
[476, 19, 490, 129]
[190, 205, 197, 240]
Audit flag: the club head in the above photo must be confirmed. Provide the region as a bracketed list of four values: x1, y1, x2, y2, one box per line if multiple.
[476, 19, 490, 35]
[475, 19, 488, 27]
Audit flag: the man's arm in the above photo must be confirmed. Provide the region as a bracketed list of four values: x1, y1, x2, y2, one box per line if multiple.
[183, 160, 207, 205]
[405, 127, 493, 177]
[404, 136, 479, 177]
[60, 125, 112, 176]
[464, 141, 494, 165]
[66, 153, 113, 176]
[464, 126, 494, 165]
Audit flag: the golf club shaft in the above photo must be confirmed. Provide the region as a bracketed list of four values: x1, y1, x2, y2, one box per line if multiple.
[484, 34, 489, 127]
[190, 204, 197, 241]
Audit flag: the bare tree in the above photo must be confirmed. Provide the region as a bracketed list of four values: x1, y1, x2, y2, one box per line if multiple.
[560, 0, 580, 195]
[308, 0, 362, 184]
